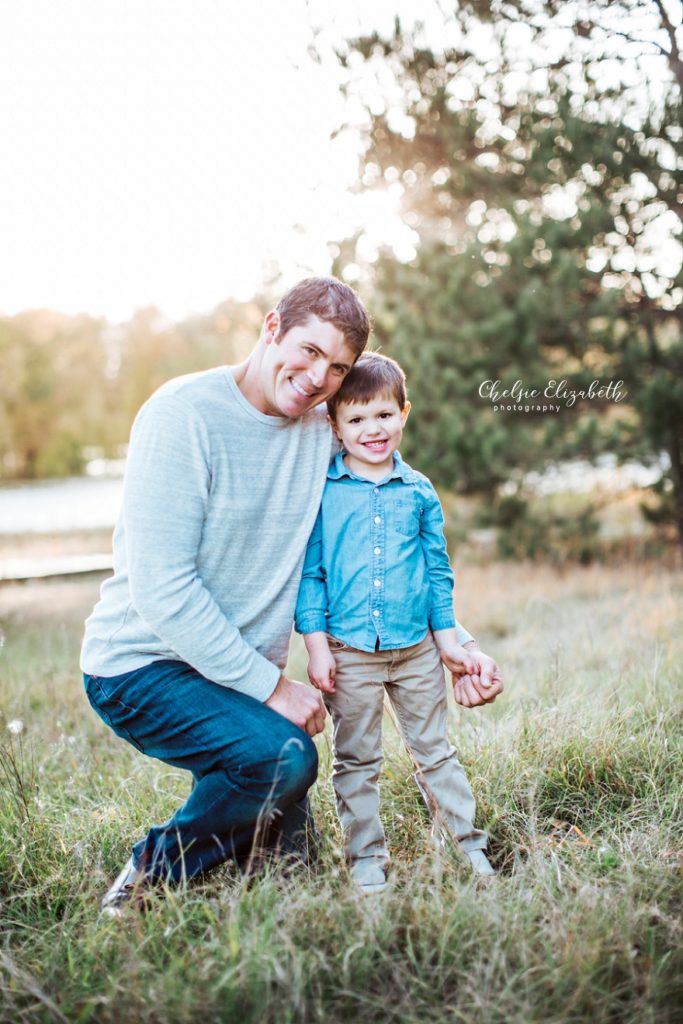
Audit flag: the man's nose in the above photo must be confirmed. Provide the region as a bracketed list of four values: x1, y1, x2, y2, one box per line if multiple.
[307, 360, 326, 388]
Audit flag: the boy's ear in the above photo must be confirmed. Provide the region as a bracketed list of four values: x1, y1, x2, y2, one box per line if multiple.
[401, 401, 411, 425]
[327, 413, 342, 439]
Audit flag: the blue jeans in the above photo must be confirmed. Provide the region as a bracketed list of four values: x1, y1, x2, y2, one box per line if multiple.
[83, 660, 318, 882]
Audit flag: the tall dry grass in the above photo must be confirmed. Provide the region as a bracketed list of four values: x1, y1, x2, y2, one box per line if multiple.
[0, 564, 681, 1023]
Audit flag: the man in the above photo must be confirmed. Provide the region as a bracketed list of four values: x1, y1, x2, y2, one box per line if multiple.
[81, 276, 501, 915]
[81, 277, 368, 913]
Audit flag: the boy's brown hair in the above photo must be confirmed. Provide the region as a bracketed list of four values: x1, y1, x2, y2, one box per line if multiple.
[275, 277, 371, 357]
[327, 351, 407, 421]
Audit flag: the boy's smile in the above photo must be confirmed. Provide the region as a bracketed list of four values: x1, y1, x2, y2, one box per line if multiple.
[332, 395, 411, 481]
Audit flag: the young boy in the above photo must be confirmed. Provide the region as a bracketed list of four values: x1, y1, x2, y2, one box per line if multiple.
[295, 352, 501, 893]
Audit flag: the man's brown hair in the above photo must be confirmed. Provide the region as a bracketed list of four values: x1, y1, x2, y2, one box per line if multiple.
[275, 277, 371, 356]
[327, 351, 407, 421]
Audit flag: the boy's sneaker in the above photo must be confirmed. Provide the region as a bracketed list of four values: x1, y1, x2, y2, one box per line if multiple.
[100, 856, 154, 917]
[463, 849, 497, 877]
[350, 860, 387, 895]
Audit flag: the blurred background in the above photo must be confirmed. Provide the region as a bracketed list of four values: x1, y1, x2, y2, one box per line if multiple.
[1, 0, 681, 576]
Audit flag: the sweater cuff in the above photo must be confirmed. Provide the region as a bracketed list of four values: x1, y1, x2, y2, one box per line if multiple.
[455, 621, 475, 647]
[223, 652, 281, 703]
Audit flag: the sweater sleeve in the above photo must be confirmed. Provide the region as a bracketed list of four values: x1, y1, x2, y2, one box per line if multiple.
[123, 395, 280, 701]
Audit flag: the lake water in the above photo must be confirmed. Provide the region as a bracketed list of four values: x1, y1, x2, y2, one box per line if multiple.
[0, 454, 665, 536]
[0, 475, 123, 534]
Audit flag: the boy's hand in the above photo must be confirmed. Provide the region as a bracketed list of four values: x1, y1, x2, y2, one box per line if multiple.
[307, 648, 336, 694]
[438, 642, 476, 678]
[303, 631, 336, 694]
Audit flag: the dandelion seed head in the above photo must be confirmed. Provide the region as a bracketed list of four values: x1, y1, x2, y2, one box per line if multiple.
[7, 719, 24, 735]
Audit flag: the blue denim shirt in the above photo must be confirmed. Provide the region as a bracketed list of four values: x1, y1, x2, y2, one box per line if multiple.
[295, 451, 473, 652]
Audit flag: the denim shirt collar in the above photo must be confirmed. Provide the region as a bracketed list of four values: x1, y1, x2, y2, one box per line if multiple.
[328, 450, 418, 485]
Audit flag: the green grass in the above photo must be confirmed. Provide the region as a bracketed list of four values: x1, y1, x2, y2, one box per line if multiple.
[0, 565, 682, 1023]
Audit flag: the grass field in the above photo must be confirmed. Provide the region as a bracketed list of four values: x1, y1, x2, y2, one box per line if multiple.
[0, 563, 681, 1023]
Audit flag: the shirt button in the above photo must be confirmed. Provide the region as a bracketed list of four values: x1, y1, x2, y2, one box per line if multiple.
[374, 547, 380, 555]
[374, 488, 379, 494]
[374, 516, 381, 524]
[373, 610, 380, 617]
[374, 579, 381, 587]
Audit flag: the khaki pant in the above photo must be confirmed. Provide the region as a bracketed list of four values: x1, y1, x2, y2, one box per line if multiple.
[325, 632, 488, 872]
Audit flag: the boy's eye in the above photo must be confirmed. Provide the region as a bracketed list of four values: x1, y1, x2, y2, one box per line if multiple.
[379, 412, 392, 419]
[348, 417, 362, 424]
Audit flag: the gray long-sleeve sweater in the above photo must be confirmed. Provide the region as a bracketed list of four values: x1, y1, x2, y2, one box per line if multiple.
[80, 366, 331, 701]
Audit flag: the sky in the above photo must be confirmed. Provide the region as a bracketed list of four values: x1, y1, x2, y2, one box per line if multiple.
[1, 2, 677, 323]
[0, 0, 434, 322]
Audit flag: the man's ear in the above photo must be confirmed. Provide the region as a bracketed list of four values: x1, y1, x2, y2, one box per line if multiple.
[401, 400, 411, 425]
[264, 310, 280, 343]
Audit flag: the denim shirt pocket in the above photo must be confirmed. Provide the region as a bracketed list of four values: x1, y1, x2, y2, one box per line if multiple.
[393, 496, 421, 537]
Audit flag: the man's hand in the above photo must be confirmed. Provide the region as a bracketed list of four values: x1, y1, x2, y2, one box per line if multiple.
[265, 676, 326, 736]
[453, 649, 504, 708]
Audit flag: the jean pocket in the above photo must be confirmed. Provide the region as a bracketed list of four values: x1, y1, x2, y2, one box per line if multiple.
[84, 674, 115, 729]
[83, 674, 144, 753]
[326, 634, 348, 652]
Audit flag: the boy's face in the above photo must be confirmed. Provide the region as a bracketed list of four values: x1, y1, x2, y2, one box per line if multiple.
[331, 394, 411, 477]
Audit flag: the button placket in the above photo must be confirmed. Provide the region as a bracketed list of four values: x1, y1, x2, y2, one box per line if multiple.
[370, 484, 385, 645]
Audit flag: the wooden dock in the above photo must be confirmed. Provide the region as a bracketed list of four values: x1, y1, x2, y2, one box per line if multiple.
[0, 554, 113, 582]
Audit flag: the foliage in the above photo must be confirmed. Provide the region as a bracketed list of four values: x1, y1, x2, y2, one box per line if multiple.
[334, 0, 683, 545]
[0, 299, 267, 481]
[0, 311, 112, 478]
[476, 491, 602, 562]
[0, 566, 681, 1022]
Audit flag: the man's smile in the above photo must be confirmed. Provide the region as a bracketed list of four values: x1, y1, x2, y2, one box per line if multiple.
[289, 377, 317, 399]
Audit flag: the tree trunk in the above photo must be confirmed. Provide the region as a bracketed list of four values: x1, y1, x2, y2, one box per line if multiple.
[669, 435, 683, 553]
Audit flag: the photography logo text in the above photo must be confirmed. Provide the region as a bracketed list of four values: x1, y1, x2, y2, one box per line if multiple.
[479, 379, 628, 413]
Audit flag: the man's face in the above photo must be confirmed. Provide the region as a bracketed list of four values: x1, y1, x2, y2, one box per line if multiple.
[259, 314, 357, 418]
